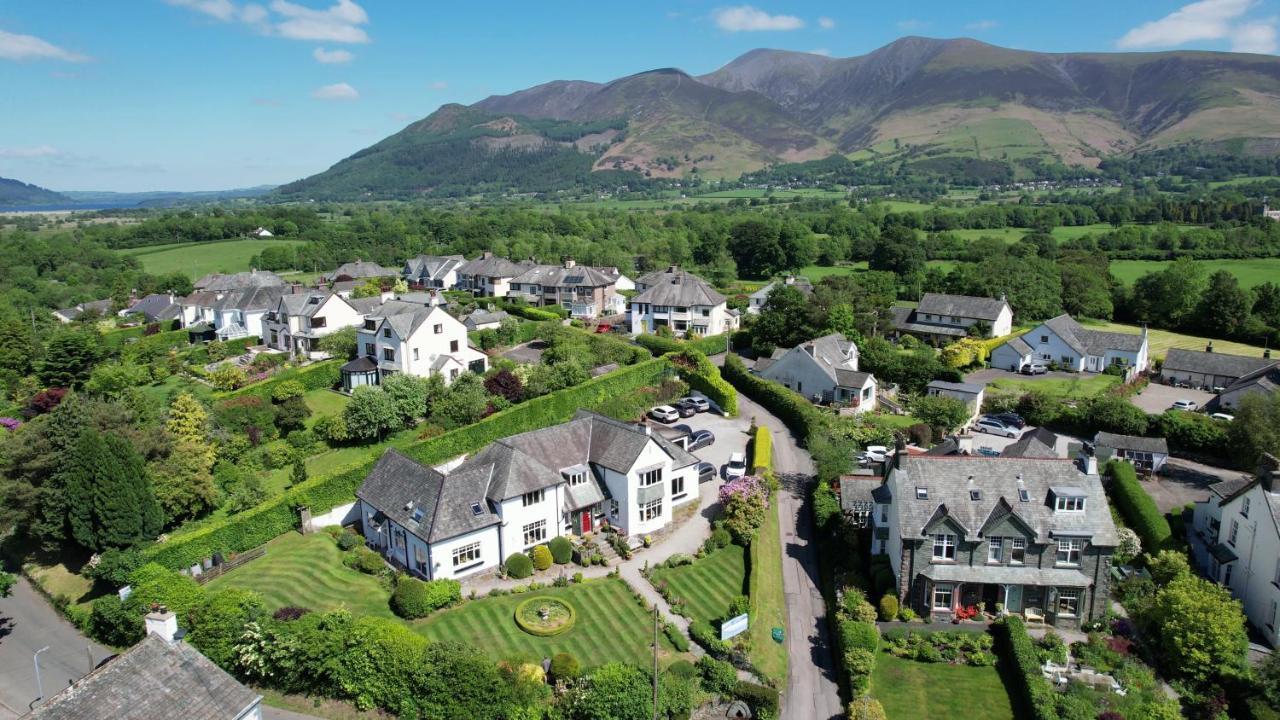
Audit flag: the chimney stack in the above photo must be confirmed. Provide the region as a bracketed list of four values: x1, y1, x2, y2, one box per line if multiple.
[1206, 341, 1214, 353]
[145, 608, 178, 643]
[956, 434, 974, 455]
[563, 258, 576, 269]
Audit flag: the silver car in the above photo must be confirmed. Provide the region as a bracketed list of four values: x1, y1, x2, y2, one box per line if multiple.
[974, 418, 1018, 438]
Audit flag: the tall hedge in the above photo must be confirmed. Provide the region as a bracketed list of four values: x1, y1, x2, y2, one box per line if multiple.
[750, 426, 772, 474]
[144, 358, 672, 569]
[637, 333, 730, 358]
[992, 616, 1060, 720]
[667, 349, 737, 416]
[1105, 459, 1172, 552]
[722, 353, 826, 447]
[219, 360, 341, 400]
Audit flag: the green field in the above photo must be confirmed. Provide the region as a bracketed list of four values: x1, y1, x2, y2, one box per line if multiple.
[648, 545, 745, 626]
[748, 499, 788, 685]
[418, 577, 679, 668]
[1088, 321, 1271, 360]
[987, 373, 1121, 399]
[872, 652, 1016, 720]
[119, 238, 307, 278]
[1108, 257, 1280, 290]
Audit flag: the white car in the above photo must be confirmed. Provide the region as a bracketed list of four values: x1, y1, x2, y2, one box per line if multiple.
[858, 445, 891, 465]
[974, 418, 1018, 438]
[648, 405, 679, 423]
[1210, 412, 1235, 422]
[1171, 399, 1198, 411]
[724, 452, 747, 479]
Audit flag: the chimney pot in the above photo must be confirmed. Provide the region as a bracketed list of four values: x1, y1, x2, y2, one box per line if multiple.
[145, 610, 179, 643]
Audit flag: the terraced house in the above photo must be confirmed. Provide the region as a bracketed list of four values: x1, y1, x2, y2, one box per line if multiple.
[881, 455, 1117, 628]
[507, 259, 624, 318]
[355, 411, 699, 581]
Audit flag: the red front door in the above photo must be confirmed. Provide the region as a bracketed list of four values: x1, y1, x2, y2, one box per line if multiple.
[580, 511, 592, 533]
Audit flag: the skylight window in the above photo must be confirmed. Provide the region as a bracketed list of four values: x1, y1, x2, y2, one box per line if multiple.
[916, 487, 929, 499]
[1018, 489, 1031, 503]
[411, 508, 424, 523]
[470, 502, 484, 516]
[969, 489, 982, 501]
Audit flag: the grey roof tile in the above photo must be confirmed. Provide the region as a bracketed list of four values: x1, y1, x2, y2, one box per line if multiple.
[915, 293, 1010, 321]
[1163, 348, 1276, 380]
[1003, 428, 1061, 458]
[1094, 432, 1168, 455]
[631, 267, 725, 307]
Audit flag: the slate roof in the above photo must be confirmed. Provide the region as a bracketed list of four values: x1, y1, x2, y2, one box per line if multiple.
[889, 456, 1118, 546]
[193, 270, 286, 291]
[631, 267, 725, 307]
[1002, 428, 1061, 458]
[123, 294, 179, 322]
[921, 564, 1091, 587]
[927, 380, 985, 396]
[211, 286, 290, 312]
[54, 298, 113, 321]
[276, 291, 348, 319]
[1041, 314, 1146, 356]
[511, 264, 616, 288]
[756, 333, 868, 388]
[28, 633, 260, 720]
[750, 276, 814, 301]
[1003, 334, 1033, 356]
[1094, 432, 1169, 455]
[1208, 475, 1254, 500]
[915, 293, 1009, 321]
[835, 369, 875, 388]
[367, 303, 454, 340]
[463, 309, 509, 328]
[1163, 348, 1276, 380]
[404, 254, 465, 280]
[323, 260, 398, 281]
[458, 253, 530, 279]
[839, 473, 883, 512]
[1223, 363, 1280, 397]
[356, 449, 500, 544]
[889, 305, 967, 337]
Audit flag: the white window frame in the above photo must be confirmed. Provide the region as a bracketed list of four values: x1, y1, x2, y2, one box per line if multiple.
[988, 537, 1003, 563]
[522, 489, 545, 507]
[640, 498, 662, 522]
[452, 541, 481, 568]
[1057, 588, 1080, 616]
[1055, 495, 1085, 512]
[671, 473, 686, 500]
[522, 519, 547, 547]
[932, 533, 956, 561]
[932, 583, 954, 610]
[639, 467, 663, 487]
[1229, 519, 1239, 547]
[1056, 537, 1083, 566]
[1011, 538, 1026, 565]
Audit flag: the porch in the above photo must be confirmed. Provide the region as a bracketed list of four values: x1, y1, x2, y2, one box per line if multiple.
[920, 565, 1092, 628]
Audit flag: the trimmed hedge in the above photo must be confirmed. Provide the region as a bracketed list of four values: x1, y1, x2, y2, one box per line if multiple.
[734, 681, 780, 720]
[637, 333, 731, 358]
[1105, 460, 1172, 552]
[118, 327, 192, 361]
[513, 596, 577, 636]
[722, 353, 826, 447]
[548, 536, 573, 564]
[497, 302, 564, 322]
[750, 426, 772, 474]
[144, 358, 672, 569]
[667, 349, 737, 417]
[687, 334, 731, 357]
[390, 576, 461, 619]
[220, 360, 341, 400]
[505, 553, 534, 579]
[992, 616, 1059, 720]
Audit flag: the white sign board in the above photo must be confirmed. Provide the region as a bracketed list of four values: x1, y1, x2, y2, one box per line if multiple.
[721, 613, 749, 641]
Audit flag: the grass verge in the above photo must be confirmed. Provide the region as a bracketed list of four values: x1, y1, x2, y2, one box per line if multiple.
[649, 545, 746, 626]
[748, 499, 788, 685]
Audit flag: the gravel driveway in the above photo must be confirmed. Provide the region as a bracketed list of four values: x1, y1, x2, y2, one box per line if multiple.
[1127, 382, 1215, 415]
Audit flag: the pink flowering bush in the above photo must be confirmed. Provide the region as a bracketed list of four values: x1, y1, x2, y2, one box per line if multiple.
[0, 417, 21, 431]
[718, 475, 770, 544]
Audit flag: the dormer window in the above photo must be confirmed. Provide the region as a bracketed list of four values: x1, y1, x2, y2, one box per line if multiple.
[563, 468, 588, 486]
[364, 319, 376, 330]
[1055, 495, 1085, 512]
[916, 487, 929, 499]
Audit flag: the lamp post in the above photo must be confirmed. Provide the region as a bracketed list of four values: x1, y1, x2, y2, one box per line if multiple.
[33, 646, 49, 706]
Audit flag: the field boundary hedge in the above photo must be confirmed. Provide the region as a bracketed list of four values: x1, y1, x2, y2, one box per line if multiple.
[992, 616, 1059, 720]
[145, 358, 673, 569]
[750, 426, 772, 474]
[722, 353, 826, 447]
[667, 349, 737, 416]
[217, 359, 342, 400]
[1104, 459, 1173, 552]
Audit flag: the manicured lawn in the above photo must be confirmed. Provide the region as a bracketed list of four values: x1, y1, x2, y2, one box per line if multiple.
[304, 388, 349, 427]
[1086, 320, 1271, 360]
[868, 413, 924, 430]
[872, 653, 1016, 720]
[119, 238, 307, 278]
[204, 531, 395, 619]
[1109, 257, 1280, 290]
[748, 500, 788, 685]
[418, 578, 678, 668]
[987, 373, 1121, 399]
[649, 545, 746, 625]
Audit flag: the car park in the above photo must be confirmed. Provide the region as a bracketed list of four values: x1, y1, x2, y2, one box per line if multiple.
[697, 462, 716, 484]
[648, 405, 679, 423]
[974, 418, 1018, 438]
[679, 395, 710, 413]
[1021, 363, 1049, 375]
[687, 429, 715, 451]
[725, 452, 747, 479]
[673, 400, 698, 418]
[1171, 399, 1199, 411]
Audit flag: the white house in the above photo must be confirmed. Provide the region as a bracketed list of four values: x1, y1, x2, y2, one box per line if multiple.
[252, 226, 274, 238]
[508, 260, 626, 318]
[180, 286, 290, 341]
[628, 265, 738, 337]
[1092, 431, 1169, 474]
[340, 296, 486, 391]
[1219, 363, 1280, 410]
[356, 410, 700, 581]
[461, 309, 510, 332]
[747, 275, 813, 315]
[1162, 347, 1278, 392]
[403, 254, 466, 290]
[1189, 454, 1280, 647]
[925, 380, 986, 425]
[891, 293, 1013, 343]
[753, 332, 877, 411]
[457, 252, 532, 297]
[990, 314, 1148, 375]
[261, 290, 364, 359]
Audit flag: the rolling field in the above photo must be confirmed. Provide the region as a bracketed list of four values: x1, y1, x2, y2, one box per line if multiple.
[418, 577, 678, 667]
[1108, 258, 1280, 289]
[648, 544, 745, 626]
[1088, 321, 1271, 360]
[119, 238, 306, 278]
[872, 652, 1016, 720]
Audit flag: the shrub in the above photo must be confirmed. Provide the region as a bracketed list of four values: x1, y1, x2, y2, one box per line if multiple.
[840, 588, 878, 624]
[898, 608, 916, 622]
[840, 619, 881, 653]
[505, 552, 534, 579]
[342, 546, 385, 575]
[667, 349, 737, 416]
[664, 622, 690, 652]
[847, 697, 887, 720]
[548, 536, 573, 565]
[1106, 460, 1172, 552]
[696, 656, 739, 696]
[89, 595, 144, 646]
[907, 423, 932, 446]
[666, 658, 696, 679]
[689, 619, 732, 658]
[271, 380, 306, 402]
[844, 647, 876, 696]
[710, 526, 732, 549]
[878, 595, 899, 622]
[336, 531, 360, 551]
[734, 681, 780, 720]
[549, 652, 580, 681]
[665, 553, 693, 568]
[529, 545, 553, 571]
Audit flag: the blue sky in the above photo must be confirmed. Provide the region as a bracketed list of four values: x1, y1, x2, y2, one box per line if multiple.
[1, 0, 1276, 192]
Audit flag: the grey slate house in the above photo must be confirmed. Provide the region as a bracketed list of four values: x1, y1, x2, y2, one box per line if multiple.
[1219, 362, 1280, 409]
[1161, 347, 1277, 391]
[1093, 431, 1169, 474]
[1002, 428, 1062, 458]
[403, 254, 466, 289]
[884, 455, 1117, 627]
[461, 308, 510, 331]
[29, 614, 262, 720]
[753, 333, 877, 411]
[891, 293, 1013, 343]
[627, 265, 737, 337]
[192, 269, 286, 292]
[52, 298, 114, 323]
[121, 293, 181, 324]
[322, 259, 399, 282]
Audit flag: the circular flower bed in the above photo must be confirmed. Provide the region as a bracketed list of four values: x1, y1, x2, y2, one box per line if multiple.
[514, 596, 577, 637]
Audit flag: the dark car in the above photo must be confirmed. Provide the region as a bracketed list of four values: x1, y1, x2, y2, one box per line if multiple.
[673, 400, 698, 418]
[697, 462, 716, 484]
[687, 429, 715, 451]
[989, 412, 1026, 429]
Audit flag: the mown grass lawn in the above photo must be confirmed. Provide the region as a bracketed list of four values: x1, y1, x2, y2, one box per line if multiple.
[987, 373, 1121, 399]
[748, 499, 788, 685]
[304, 388, 349, 427]
[649, 545, 746, 625]
[1109, 257, 1280, 290]
[119, 238, 307, 278]
[872, 653, 1016, 720]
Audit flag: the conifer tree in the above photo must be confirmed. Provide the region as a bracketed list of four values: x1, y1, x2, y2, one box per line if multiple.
[66, 429, 163, 550]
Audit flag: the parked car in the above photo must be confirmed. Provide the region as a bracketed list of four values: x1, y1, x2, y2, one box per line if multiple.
[1021, 363, 1049, 375]
[680, 395, 710, 413]
[673, 400, 698, 418]
[725, 452, 747, 479]
[687, 429, 715, 451]
[858, 445, 890, 465]
[1171, 399, 1199, 411]
[974, 418, 1018, 438]
[648, 405, 679, 423]
[988, 412, 1025, 429]
[1210, 412, 1235, 422]
[697, 461, 717, 484]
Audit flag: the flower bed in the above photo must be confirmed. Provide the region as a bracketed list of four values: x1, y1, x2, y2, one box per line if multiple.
[514, 596, 577, 637]
[881, 628, 996, 667]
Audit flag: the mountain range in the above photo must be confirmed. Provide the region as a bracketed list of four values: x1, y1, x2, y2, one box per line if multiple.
[0, 177, 70, 207]
[279, 37, 1280, 199]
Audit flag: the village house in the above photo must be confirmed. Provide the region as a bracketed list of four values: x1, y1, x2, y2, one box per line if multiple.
[627, 265, 738, 337]
[1220, 363, 1280, 409]
[507, 259, 625, 318]
[752, 332, 877, 410]
[403, 254, 466, 290]
[461, 308, 509, 332]
[747, 275, 813, 314]
[260, 290, 365, 359]
[1189, 454, 1280, 647]
[990, 314, 1149, 376]
[925, 380, 986, 425]
[882, 454, 1117, 628]
[52, 298, 114, 323]
[891, 293, 1013, 343]
[1161, 346, 1277, 391]
[1092, 431, 1169, 474]
[355, 410, 699, 581]
[322, 259, 399, 283]
[340, 294, 485, 391]
[456, 252, 532, 297]
[119, 293, 182, 324]
[180, 285, 290, 341]
[28, 610, 262, 720]
[192, 269, 286, 292]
